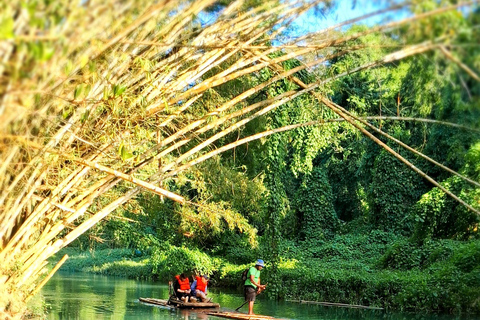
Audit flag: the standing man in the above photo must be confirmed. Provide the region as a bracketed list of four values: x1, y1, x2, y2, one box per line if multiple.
[244, 259, 266, 315]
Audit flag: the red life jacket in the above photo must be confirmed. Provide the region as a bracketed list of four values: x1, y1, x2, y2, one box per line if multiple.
[196, 276, 208, 293]
[175, 275, 190, 290]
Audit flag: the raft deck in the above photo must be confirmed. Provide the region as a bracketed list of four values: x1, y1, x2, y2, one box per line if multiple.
[139, 297, 220, 309]
[208, 311, 286, 320]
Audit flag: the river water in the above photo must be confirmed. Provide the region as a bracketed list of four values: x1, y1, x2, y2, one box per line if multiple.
[39, 272, 477, 320]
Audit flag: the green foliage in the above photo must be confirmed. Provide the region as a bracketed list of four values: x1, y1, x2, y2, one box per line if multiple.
[325, 135, 367, 222]
[413, 143, 480, 241]
[407, 0, 468, 41]
[276, 237, 480, 313]
[193, 158, 266, 232]
[464, 142, 480, 180]
[294, 167, 340, 240]
[0, 13, 14, 40]
[150, 246, 215, 278]
[332, 26, 408, 117]
[56, 248, 153, 279]
[369, 148, 427, 232]
[217, 240, 257, 265]
[212, 262, 251, 289]
[378, 239, 434, 271]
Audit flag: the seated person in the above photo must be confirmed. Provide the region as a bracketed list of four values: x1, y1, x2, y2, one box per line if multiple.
[190, 274, 210, 302]
[174, 273, 191, 302]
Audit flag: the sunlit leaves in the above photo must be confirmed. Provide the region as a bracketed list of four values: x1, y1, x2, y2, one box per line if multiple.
[177, 201, 258, 247]
[0, 14, 14, 40]
[118, 143, 135, 161]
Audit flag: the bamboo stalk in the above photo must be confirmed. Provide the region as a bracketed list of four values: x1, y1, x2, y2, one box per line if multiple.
[27, 254, 69, 299]
[161, 92, 301, 173]
[14, 182, 114, 271]
[348, 114, 480, 189]
[259, 47, 480, 215]
[159, 42, 436, 176]
[320, 97, 480, 216]
[165, 115, 480, 178]
[439, 45, 480, 82]
[0, 146, 19, 189]
[154, 1, 471, 112]
[286, 299, 383, 310]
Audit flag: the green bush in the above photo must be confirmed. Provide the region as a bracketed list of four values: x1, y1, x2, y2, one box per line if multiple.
[150, 246, 215, 279]
[53, 248, 153, 279]
[89, 260, 152, 279]
[378, 239, 431, 270]
[448, 239, 480, 273]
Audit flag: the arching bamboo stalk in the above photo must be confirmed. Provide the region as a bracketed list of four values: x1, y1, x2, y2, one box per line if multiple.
[257, 48, 480, 215]
[319, 97, 480, 216]
[156, 42, 439, 176]
[439, 45, 480, 82]
[26, 254, 68, 300]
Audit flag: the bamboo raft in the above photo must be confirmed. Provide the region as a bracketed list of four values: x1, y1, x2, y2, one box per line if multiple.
[139, 297, 220, 309]
[286, 299, 384, 310]
[208, 311, 285, 320]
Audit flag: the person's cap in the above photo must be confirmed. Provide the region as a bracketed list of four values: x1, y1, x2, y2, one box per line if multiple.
[255, 259, 265, 267]
[203, 274, 209, 279]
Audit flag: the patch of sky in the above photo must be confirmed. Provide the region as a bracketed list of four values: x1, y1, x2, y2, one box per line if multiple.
[281, 0, 411, 44]
[195, 1, 412, 47]
[198, 9, 221, 28]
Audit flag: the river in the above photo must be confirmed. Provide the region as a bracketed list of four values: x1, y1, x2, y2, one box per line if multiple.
[38, 272, 477, 320]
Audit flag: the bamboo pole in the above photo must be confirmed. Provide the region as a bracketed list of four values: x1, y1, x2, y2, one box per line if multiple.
[156, 1, 472, 111]
[258, 47, 480, 215]
[88, 41, 440, 189]
[164, 116, 480, 179]
[158, 42, 437, 176]
[286, 299, 384, 310]
[162, 37, 478, 216]
[320, 97, 480, 216]
[26, 254, 69, 299]
[439, 45, 480, 82]
[3, 148, 103, 252]
[343, 113, 480, 189]
[0, 146, 19, 190]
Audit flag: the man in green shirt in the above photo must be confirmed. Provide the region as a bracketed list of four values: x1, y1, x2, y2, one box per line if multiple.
[244, 259, 266, 315]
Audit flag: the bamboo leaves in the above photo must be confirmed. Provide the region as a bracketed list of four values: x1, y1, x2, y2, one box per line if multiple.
[118, 143, 135, 162]
[0, 14, 14, 40]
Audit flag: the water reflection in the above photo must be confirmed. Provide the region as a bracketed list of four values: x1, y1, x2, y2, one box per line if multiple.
[39, 272, 477, 320]
[179, 309, 210, 320]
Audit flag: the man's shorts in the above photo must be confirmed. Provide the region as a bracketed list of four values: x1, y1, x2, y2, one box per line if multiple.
[244, 285, 257, 301]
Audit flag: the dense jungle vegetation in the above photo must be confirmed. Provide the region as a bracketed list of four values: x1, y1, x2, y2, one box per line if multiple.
[1, 0, 479, 317]
[61, 4, 480, 314]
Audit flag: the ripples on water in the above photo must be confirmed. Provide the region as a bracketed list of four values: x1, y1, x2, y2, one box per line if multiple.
[38, 272, 477, 320]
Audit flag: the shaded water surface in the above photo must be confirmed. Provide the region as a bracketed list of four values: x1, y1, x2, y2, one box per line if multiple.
[41, 272, 477, 320]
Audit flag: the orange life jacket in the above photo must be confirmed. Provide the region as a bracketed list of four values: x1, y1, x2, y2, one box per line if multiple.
[175, 275, 190, 290]
[196, 276, 208, 293]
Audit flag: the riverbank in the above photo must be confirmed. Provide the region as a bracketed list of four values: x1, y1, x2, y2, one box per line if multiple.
[50, 233, 480, 314]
